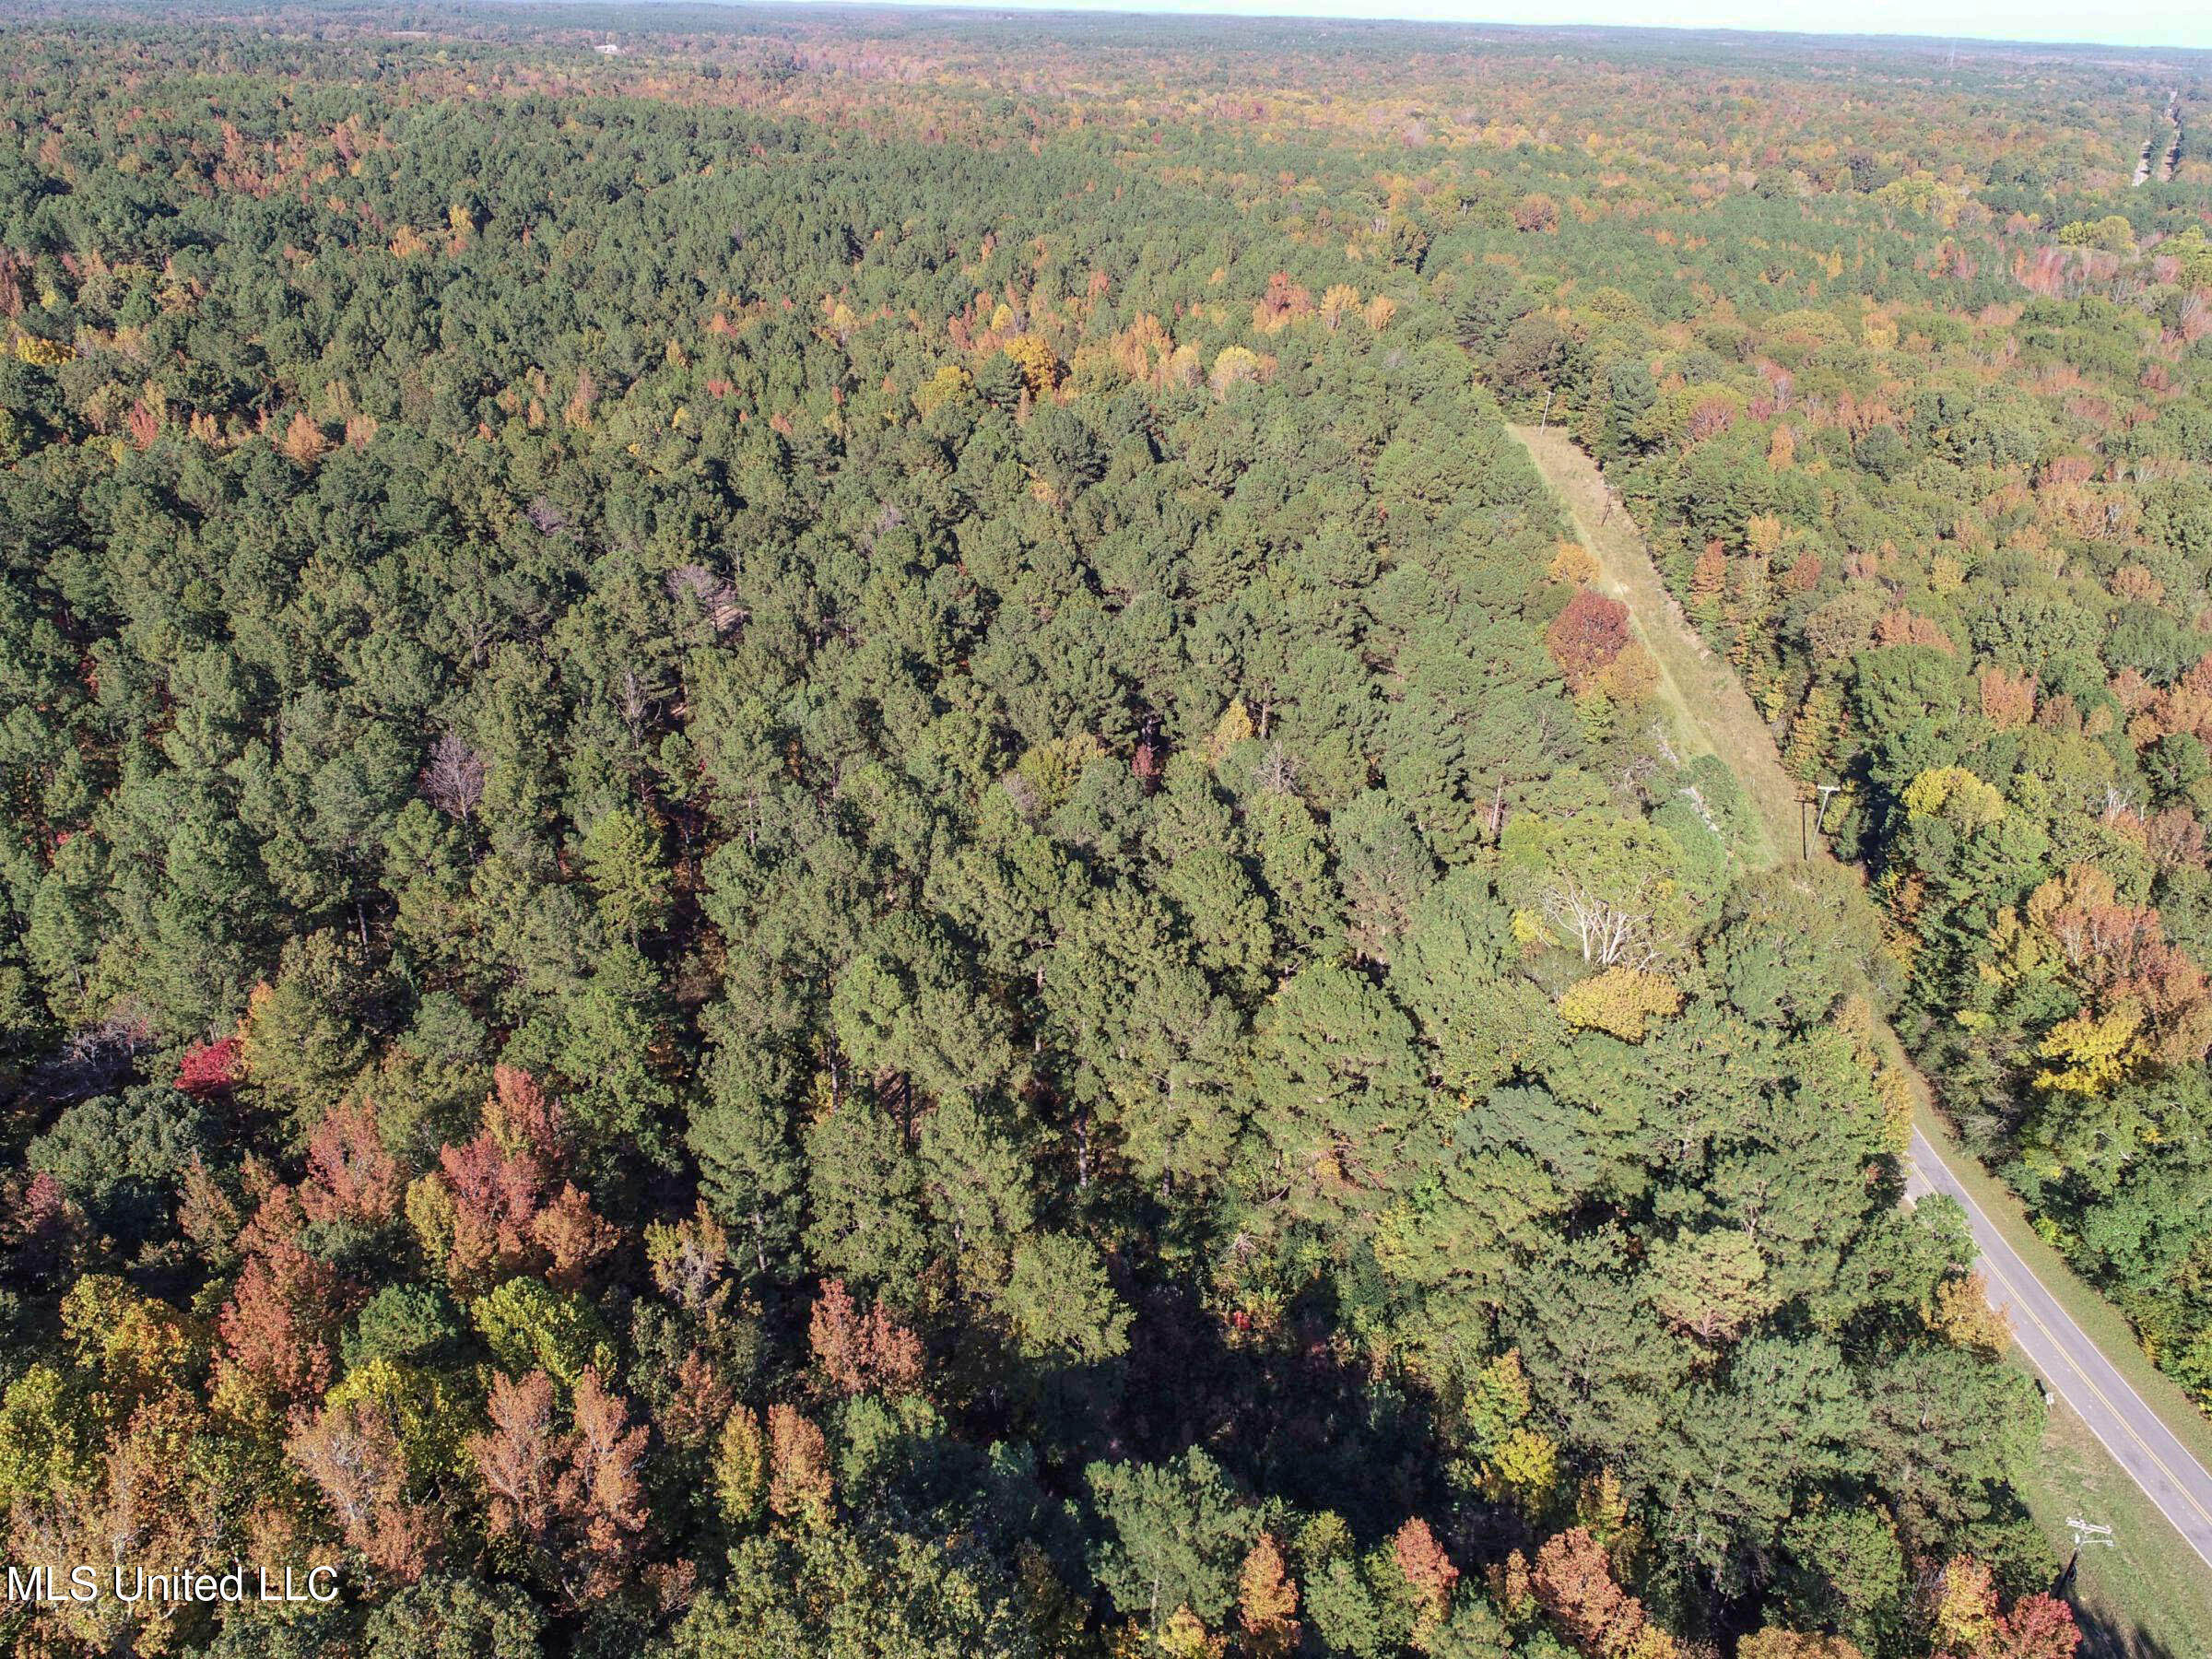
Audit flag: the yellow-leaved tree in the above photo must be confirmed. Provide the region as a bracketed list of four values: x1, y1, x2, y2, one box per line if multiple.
[2031, 1003, 2143, 1095]
[1558, 966, 1682, 1041]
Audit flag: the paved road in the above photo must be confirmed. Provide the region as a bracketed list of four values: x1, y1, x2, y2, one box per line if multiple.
[1906, 1128, 2212, 1571]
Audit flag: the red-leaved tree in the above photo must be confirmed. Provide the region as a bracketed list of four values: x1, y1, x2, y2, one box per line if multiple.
[1394, 1517, 1459, 1620]
[218, 1234, 349, 1417]
[423, 1075, 614, 1295]
[566, 1368, 651, 1603]
[300, 1100, 400, 1226]
[177, 1035, 245, 1097]
[1546, 591, 1632, 692]
[471, 1368, 651, 1611]
[808, 1278, 926, 1398]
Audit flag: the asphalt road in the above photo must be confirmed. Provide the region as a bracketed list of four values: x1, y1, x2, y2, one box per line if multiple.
[1906, 1128, 2212, 1571]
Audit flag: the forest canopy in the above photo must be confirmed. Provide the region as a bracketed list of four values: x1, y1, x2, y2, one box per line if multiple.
[1, 6, 2204, 1659]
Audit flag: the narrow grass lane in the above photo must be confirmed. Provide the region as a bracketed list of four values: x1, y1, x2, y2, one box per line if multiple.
[1510, 424, 1804, 868]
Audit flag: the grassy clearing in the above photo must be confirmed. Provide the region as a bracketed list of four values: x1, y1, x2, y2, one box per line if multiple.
[1507, 423, 1795, 868]
[1512, 420, 2212, 1465]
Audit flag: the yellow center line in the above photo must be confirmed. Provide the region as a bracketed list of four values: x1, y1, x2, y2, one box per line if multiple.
[1533, 419, 2212, 1559]
[1973, 1216, 2212, 1542]
[1909, 1133, 2212, 1560]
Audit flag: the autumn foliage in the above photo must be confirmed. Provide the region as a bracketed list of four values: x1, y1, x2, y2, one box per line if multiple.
[1546, 590, 1633, 692]
[1237, 1535, 1300, 1655]
[176, 1035, 245, 1096]
[405, 1068, 617, 1294]
[1534, 1527, 1677, 1659]
[806, 1278, 926, 1398]
[0, 13, 2181, 1653]
[471, 1368, 649, 1610]
[1393, 1516, 1459, 1620]
[216, 1192, 351, 1418]
[1930, 1556, 2079, 1659]
[288, 1388, 442, 1582]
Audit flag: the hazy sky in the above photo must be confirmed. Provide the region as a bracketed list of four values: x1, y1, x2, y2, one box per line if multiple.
[815, 0, 2210, 52]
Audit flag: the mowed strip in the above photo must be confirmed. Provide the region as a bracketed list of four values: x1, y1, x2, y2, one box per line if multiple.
[1508, 423, 1799, 867]
[1906, 1131, 2212, 1573]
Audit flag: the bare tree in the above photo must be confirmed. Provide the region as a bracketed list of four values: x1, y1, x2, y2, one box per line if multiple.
[422, 730, 487, 820]
[1251, 742, 1301, 797]
[665, 563, 746, 634]
[1539, 863, 1677, 969]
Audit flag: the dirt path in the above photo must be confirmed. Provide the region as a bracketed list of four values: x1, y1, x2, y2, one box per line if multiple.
[2136, 91, 2181, 187]
[1508, 423, 1807, 868]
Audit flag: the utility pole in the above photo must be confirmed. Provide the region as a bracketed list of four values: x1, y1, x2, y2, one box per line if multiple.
[2060, 1515, 2112, 1598]
[1814, 782, 1841, 856]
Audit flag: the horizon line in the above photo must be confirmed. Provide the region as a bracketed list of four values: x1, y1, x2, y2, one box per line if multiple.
[698, 0, 2212, 55]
